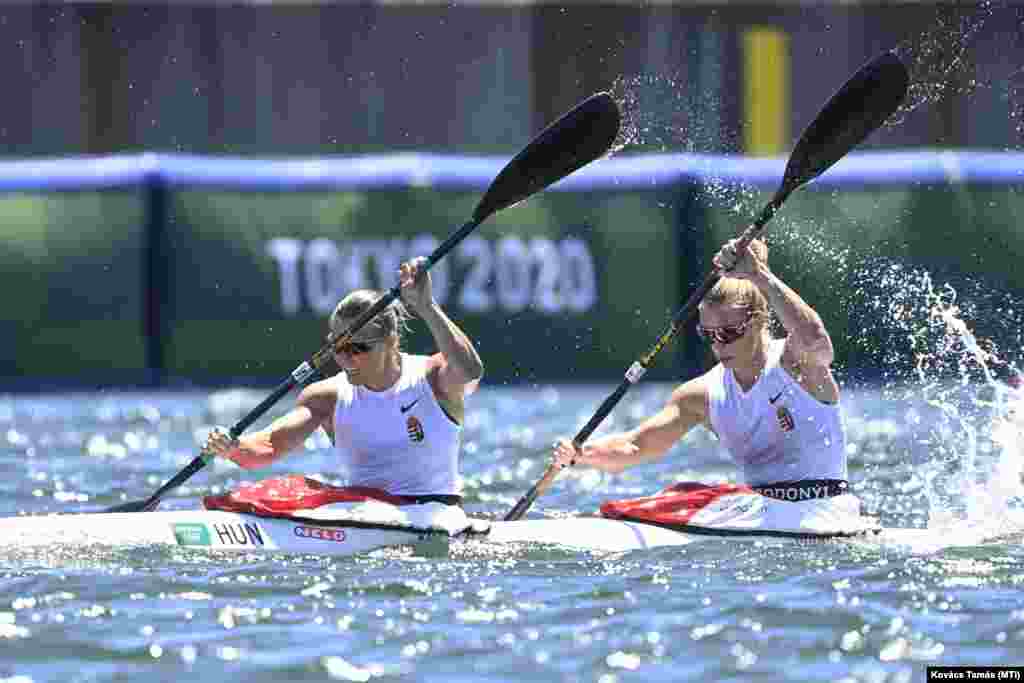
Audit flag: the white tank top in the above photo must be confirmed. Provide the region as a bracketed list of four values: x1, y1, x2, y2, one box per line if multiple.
[332, 354, 462, 496]
[706, 339, 847, 486]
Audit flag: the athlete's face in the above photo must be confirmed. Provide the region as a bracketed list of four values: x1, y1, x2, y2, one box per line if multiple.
[332, 323, 396, 386]
[698, 304, 758, 366]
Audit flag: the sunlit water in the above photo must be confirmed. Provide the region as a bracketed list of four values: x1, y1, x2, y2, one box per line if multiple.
[7, 213, 1024, 679]
[1, 367, 1023, 683]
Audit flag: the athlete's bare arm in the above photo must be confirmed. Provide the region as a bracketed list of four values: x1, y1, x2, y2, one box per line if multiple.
[399, 256, 483, 424]
[553, 377, 709, 474]
[716, 238, 839, 404]
[204, 378, 338, 469]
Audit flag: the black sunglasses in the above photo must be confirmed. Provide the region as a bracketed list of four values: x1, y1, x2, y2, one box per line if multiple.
[334, 336, 387, 355]
[696, 314, 754, 345]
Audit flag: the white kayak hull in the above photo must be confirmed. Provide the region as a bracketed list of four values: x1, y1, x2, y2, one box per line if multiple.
[0, 510, 452, 557]
[0, 509, 948, 557]
[481, 518, 946, 553]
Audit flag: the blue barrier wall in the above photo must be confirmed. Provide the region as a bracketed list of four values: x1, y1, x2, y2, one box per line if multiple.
[2, 151, 1023, 389]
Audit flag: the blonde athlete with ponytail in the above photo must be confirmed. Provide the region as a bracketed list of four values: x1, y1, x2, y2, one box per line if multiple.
[553, 238, 855, 511]
[204, 256, 483, 506]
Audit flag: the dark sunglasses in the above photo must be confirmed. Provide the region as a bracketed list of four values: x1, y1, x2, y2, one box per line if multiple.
[696, 314, 754, 345]
[334, 337, 386, 355]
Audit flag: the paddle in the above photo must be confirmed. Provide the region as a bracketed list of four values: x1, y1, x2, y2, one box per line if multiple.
[504, 50, 910, 522]
[105, 91, 622, 514]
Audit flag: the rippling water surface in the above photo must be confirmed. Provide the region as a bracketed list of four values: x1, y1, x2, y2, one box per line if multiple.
[1, 382, 1023, 683]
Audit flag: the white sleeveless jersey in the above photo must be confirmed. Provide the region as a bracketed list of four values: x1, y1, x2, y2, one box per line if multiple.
[705, 338, 847, 486]
[332, 354, 462, 496]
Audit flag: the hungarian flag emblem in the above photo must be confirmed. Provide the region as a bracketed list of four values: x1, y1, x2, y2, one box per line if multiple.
[407, 416, 425, 443]
[776, 405, 795, 432]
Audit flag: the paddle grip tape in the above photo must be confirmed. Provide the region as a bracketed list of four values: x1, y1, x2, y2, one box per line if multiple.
[292, 362, 317, 385]
[624, 362, 646, 384]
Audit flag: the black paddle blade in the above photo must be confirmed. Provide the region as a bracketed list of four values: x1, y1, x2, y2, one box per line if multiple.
[473, 92, 621, 221]
[782, 51, 909, 194]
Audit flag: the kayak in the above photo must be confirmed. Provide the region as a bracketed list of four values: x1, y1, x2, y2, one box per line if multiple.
[0, 507, 954, 557]
[0, 478, 980, 556]
[0, 508, 449, 557]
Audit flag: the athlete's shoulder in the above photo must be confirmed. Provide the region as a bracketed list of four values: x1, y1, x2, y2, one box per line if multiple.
[680, 367, 716, 391]
[297, 375, 343, 413]
[669, 374, 710, 413]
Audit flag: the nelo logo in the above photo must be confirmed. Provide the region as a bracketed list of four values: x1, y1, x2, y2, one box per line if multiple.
[293, 526, 346, 542]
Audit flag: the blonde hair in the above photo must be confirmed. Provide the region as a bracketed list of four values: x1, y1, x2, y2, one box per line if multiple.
[700, 238, 770, 318]
[329, 289, 412, 342]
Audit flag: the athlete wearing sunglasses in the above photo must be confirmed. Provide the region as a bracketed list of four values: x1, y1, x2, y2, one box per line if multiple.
[696, 312, 756, 345]
[204, 256, 484, 508]
[335, 337, 387, 356]
[552, 238, 862, 533]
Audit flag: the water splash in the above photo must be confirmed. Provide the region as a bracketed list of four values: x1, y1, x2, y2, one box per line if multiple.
[928, 296, 1024, 538]
[889, 2, 996, 125]
[888, 1, 1024, 148]
[852, 266, 1024, 538]
[608, 67, 735, 156]
[608, 73, 689, 156]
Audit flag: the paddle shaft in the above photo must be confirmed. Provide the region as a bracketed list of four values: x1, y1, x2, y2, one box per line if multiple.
[503, 193, 788, 521]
